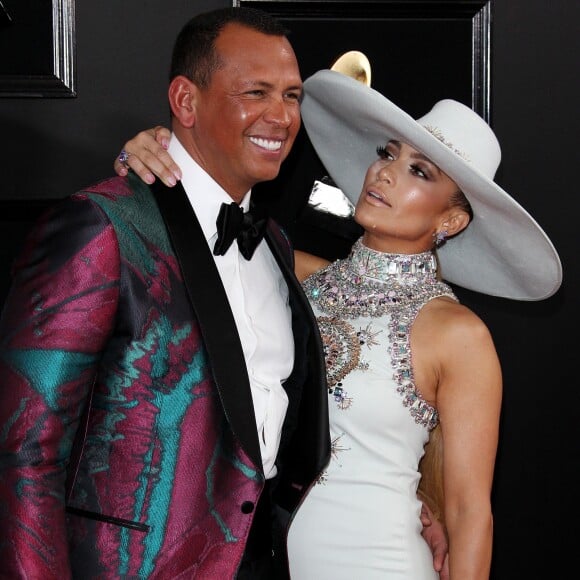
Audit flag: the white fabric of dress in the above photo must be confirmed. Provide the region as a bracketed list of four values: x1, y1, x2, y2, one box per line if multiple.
[287, 238, 456, 579]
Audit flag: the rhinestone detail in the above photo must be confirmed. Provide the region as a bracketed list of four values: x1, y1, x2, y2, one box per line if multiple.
[303, 238, 457, 430]
[423, 124, 471, 162]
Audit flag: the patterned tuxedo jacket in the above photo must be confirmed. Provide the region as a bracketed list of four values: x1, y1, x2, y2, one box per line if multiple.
[0, 174, 330, 579]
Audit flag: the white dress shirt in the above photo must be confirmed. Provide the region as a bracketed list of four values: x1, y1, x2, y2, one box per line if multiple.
[168, 135, 294, 479]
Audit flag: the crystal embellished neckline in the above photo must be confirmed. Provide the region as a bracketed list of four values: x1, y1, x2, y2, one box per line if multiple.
[348, 238, 438, 283]
[303, 238, 456, 319]
[303, 237, 454, 431]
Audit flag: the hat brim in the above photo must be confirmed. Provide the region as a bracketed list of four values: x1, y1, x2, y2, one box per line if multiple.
[301, 70, 562, 301]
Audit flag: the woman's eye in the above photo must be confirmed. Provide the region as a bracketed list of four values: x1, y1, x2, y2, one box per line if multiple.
[410, 164, 428, 179]
[376, 145, 393, 160]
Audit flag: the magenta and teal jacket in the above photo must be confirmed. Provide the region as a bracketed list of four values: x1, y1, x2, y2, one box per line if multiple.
[0, 174, 330, 579]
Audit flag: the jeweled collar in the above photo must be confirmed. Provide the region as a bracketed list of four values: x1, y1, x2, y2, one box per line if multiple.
[303, 237, 456, 318]
[348, 238, 438, 283]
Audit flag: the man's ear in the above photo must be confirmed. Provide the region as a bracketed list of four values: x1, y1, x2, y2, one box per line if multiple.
[168, 75, 197, 128]
[442, 210, 470, 238]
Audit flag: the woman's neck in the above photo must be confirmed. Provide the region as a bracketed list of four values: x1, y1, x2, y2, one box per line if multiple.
[360, 232, 434, 256]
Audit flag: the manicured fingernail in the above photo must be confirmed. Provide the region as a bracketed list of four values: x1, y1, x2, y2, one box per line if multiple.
[173, 170, 182, 181]
[145, 173, 155, 184]
[161, 138, 169, 149]
[167, 176, 176, 187]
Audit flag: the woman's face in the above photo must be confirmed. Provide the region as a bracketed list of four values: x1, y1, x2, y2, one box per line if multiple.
[354, 140, 460, 253]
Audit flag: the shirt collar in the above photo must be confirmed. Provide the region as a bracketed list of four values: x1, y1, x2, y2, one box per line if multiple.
[168, 134, 252, 242]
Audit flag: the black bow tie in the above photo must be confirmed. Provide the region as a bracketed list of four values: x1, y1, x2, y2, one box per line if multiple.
[213, 202, 268, 260]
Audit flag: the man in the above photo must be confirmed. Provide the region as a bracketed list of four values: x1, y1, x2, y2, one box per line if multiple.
[0, 7, 447, 579]
[0, 8, 328, 578]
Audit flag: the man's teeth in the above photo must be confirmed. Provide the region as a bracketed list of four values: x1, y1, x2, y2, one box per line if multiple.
[250, 137, 282, 151]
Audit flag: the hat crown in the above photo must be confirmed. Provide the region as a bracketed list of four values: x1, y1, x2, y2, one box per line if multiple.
[417, 99, 501, 179]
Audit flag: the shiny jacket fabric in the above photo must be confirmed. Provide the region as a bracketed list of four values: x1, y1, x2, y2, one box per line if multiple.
[0, 175, 329, 579]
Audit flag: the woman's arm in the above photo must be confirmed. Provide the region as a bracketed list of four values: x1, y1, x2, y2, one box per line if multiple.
[435, 304, 502, 579]
[113, 126, 181, 187]
[294, 250, 330, 282]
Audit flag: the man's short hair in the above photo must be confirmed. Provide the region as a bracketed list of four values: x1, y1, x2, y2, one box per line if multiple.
[170, 7, 290, 89]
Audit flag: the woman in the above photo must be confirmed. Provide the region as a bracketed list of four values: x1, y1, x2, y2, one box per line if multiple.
[113, 70, 562, 578]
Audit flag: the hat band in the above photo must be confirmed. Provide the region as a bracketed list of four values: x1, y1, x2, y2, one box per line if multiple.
[423, 125, 471, 162]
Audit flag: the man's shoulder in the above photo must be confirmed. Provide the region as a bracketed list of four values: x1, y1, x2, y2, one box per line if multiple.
[64, 174, 174, 257]
[71, 173, 159, 220]
[74, 173, 148, 203]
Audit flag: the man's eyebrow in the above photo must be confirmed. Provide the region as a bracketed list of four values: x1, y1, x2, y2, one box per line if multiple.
[239, 80, 302, 92]
[239, 79, 272, 89]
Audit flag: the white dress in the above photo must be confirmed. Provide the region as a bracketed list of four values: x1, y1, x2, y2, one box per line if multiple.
[287, 239, 456, 579]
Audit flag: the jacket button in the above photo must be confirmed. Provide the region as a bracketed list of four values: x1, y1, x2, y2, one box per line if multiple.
[241, 501, 254, 514]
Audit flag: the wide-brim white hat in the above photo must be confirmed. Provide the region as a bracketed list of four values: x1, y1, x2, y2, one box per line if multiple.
[300, 69, 562, 301]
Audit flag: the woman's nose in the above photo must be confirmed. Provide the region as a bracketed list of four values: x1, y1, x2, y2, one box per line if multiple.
[377, 163, 394, 184]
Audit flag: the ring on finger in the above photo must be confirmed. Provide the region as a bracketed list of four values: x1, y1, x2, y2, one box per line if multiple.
[118, 149, 132, 168]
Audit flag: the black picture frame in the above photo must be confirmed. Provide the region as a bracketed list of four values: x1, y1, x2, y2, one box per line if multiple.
[0, 0, 76, 97]
[235, 0, 491, 121]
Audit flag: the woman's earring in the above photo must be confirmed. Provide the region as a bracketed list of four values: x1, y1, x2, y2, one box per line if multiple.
[434, 230, 448, 247]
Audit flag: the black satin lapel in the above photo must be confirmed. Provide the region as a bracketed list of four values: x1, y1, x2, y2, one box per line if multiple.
[264, 227, 318, 342]
[150, 180, 262, 470]
[265, 227, 331, 481]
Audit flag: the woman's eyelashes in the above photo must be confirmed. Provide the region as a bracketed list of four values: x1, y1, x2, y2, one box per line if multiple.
[410, 164, 429, 179]
[376, 144, 393, 159]
[375, 145, 431, 180]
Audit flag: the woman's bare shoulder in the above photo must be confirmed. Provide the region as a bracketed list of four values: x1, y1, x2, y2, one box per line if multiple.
[413, 296, 500, 400]
[420, 296, 494, 346]
[294, 250, 331, 282]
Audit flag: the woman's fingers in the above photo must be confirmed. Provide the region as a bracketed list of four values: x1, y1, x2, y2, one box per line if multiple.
[113, 127, 181, 187]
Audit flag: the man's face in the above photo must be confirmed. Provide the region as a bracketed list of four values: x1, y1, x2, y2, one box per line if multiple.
[190, 23, 302, 201]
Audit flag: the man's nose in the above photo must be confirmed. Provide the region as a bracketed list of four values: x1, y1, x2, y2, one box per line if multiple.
[264, 97, 293, 126]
